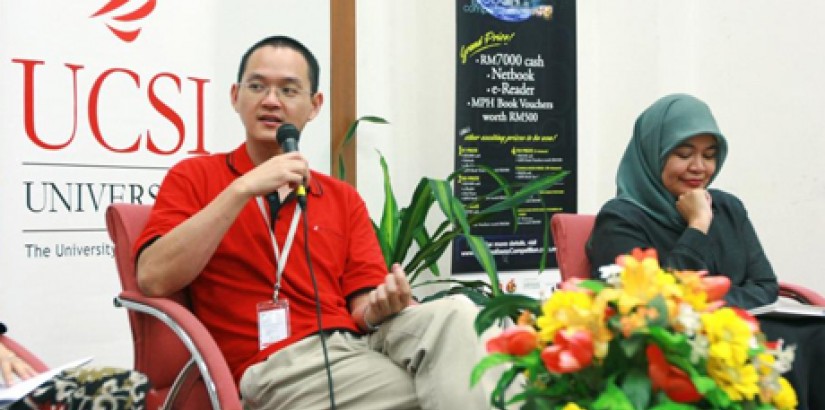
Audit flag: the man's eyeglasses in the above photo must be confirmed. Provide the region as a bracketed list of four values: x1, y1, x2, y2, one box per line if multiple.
[239, 82, 307, 101]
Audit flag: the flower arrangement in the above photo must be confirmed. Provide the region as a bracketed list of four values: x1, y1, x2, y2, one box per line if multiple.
[472, 248, 797, 410]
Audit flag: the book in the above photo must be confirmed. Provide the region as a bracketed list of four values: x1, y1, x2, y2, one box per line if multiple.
[0, 356, 93, 407]
[748, 300, 825, 319]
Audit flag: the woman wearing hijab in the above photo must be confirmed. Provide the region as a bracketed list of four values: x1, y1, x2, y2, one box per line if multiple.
[586, 93, 824, 409]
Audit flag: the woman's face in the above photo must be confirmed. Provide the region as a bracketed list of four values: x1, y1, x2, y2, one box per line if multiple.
[661, 134, 719, 197]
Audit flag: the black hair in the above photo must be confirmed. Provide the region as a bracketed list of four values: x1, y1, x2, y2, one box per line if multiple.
[236, 35, 320, 94]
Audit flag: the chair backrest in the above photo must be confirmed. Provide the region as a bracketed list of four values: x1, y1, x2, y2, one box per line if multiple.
[0, 335, 49, 373]
[106, 203, 192, 408]
[551, 213, 596, 281]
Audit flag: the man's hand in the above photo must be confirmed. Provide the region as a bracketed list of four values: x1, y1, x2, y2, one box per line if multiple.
[235, 151, 309, 197]
[364, 264, 412, 328]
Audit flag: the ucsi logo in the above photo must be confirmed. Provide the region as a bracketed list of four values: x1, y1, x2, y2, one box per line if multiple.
[91, 0, 157, 43]
[13, 59, 210, 156]
[9, 0, 210, 157]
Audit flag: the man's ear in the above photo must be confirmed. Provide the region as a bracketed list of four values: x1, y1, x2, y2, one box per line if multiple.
[307, 91, 324, 121]
[230, 83, 240, 113]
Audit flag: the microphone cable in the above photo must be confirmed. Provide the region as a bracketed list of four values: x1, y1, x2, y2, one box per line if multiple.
[300, 203, 337, 410]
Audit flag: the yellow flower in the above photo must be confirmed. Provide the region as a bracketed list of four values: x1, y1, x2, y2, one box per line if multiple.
[536, 289, 613, 359]
[706, 358, 760, 401]
[700, 308, 762, 400]
[619, 307, 649, 338]
[562, 403, 585, 410]
[754, 352, 775, 376]
[701, 308, 752, 365]
[614, 253, 680, 314]
[672, 270, 710, 311]
[536, 290, 594, 342]
[773, 377, 798, 410]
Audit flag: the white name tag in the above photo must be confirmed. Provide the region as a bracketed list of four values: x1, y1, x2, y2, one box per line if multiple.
[257, 299, 290, 349]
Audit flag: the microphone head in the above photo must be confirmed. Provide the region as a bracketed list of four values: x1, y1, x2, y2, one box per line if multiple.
[276, 123, 300, 145]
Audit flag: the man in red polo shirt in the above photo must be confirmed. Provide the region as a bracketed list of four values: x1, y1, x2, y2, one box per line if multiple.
[133, 35, 489, 410]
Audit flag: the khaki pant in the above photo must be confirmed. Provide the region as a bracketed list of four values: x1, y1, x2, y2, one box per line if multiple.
[239, 296, 490, 410]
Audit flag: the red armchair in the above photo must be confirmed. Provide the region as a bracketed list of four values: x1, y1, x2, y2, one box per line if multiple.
[550, 213, 825, 306]
[106, 203, 242, 410]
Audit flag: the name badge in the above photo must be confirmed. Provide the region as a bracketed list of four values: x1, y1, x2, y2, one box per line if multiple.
[257, 299, 290, 349]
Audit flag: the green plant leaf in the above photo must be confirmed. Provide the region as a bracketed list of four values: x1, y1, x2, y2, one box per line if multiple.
[371, 220, 393, 269]
[411, 225, 441, 277]
[479, 171, 569, 216]
[619, 334, 646, 358]
[577, 279, 608, 293]
[491, 366, 523, 409]
[646, 295, 670, 328]
[474, 294, 540, 335]
[414, 278, 493, 304]
[377, 152, 399, 267]
[703, 383, 733, 408]
[470, 353, 515, 386]
[465, 234, 500, 296]
[649, 402, 699, 410]
[689, 375, 718, 395]
[621, 368, 652, 410]
[418, 285, 491, 305]
[390, 178, 434, 268]
[538, 206, 550, 271]
[649, 326, 690, 357]
[592, 380, 636, 410]
[430, 178, 470, 231]
[406, 229, 456, 283]
[335, 115, 388, 181]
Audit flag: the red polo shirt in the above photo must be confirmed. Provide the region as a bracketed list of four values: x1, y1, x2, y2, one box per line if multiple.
[134, 143, 387, 384]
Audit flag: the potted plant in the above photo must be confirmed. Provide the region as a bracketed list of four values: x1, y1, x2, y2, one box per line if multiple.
[335, 116, 569, 303]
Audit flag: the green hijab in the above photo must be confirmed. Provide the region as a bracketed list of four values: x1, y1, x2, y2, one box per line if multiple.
[616, 93, 728, 230]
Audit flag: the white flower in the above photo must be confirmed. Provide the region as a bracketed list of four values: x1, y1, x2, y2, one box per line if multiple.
[676, 303, 702, 337]
[768, 339, 796, 374]
[688, 334, 709, 364]
[598, 264, 622, 286]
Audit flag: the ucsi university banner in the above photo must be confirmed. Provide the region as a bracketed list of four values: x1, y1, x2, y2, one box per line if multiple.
[0, 1, 330, 367]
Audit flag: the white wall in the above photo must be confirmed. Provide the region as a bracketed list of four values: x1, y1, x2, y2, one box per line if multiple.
[0, 0, 330, 370]
[357, 1, 825, 294]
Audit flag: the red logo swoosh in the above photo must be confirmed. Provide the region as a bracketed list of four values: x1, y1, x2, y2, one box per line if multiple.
[91, 0, 157, 43]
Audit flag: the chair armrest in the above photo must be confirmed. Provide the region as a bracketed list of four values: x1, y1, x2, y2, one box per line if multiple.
[0, 335, 49, 373]
[116, 290, 242, 410]
[779, 282, 825, 306]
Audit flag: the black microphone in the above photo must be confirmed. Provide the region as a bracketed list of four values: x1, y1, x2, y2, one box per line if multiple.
[276, 123, 307, 210]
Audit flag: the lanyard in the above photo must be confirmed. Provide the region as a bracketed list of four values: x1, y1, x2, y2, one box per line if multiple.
[255, 196, 302, 301]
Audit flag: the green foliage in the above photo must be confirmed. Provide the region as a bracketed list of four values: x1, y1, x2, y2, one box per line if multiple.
[335, 115, 569, 301]
[474, 293, 541, 335]
[371, 151, 568, 300]
[334, 115, 389, 181]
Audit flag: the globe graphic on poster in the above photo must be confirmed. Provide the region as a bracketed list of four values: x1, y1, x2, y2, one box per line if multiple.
[476, 0, 537, 22]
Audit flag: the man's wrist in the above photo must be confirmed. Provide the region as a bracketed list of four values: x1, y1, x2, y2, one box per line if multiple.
[363, 305, 380, 332]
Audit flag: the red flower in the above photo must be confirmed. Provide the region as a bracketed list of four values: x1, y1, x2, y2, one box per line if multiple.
[617, 248, 658, 265]
[647, 344, 702, 403]
[541, 329, 594, 374]
[487, 326, 538, 356]
[701, 274, 731, 302]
